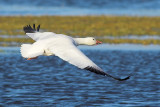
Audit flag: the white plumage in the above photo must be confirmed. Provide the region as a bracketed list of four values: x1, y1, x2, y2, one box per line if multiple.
[20, 24, 130, 81]
[21, 33, 100, 69]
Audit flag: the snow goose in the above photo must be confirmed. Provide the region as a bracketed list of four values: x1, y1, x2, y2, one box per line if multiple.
[21, 24, 130, 81]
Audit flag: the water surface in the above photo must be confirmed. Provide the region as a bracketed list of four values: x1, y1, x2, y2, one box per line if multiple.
[0, 46, 160, 106]
[0, 0, 160, 16]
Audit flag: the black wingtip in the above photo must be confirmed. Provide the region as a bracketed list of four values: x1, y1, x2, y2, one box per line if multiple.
[116, 76, 130, 81]
[84, 66, 130, 81]
[105, 74, 130, 81]
[33, 24, 36, 30]
[37, 25, 40, 31]
[23, 24, 41, 33]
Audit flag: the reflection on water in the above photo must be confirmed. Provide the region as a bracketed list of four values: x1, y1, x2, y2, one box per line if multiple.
[0, 49, 160, 106]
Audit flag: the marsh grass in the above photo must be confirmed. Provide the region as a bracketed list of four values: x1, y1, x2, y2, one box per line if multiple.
[0, 16, 160, 45]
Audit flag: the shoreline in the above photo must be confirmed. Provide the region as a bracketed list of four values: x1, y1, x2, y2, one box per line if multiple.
[0, 44, 160, 54]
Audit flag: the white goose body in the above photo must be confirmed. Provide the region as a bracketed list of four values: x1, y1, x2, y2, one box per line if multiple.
[20, 24, 130, 81]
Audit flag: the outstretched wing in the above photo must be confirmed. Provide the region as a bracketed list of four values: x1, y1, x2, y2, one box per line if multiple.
[26, 32, 55, 41]
[23, 24, 55, 41]
[48, 40, 130, 81]
[49, 41, 101, 70]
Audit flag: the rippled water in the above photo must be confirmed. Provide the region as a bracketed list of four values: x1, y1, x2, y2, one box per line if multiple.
[1, 0, 160, 16]
[0, 47, 160, 106]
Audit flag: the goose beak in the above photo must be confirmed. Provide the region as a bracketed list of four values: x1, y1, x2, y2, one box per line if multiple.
[96, 40, 102, 45]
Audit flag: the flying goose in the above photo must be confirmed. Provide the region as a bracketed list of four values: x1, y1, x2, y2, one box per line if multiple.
[21, 24, 130, 81]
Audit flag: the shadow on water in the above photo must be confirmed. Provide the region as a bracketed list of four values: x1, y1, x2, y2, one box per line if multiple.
[0, 50, 160, 106]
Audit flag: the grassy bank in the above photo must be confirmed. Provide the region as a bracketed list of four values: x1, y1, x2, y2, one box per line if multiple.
[0, 16, 160, 45]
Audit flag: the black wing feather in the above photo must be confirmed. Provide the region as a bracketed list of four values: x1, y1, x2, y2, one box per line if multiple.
[37, 25, 40, 31]
[33, 24, 36, 30]
[85, 66, 130, 81]
[23, 24, 40, 33]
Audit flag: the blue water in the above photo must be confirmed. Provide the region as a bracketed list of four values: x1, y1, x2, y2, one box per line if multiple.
[0, 0, 160, 16]
[0, 46, 160, 106]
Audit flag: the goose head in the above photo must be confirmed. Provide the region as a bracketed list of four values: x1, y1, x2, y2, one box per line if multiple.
[74, 37, 102, 46]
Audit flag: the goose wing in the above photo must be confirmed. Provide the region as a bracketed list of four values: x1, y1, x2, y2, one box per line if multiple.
[48, 39, 130, 81]
[26, 32, 55, 41]
[23, 24, 55, 41]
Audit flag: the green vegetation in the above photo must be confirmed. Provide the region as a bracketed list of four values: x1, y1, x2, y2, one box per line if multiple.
[1, 16, 160, 36]
[0, 16, 160, 46]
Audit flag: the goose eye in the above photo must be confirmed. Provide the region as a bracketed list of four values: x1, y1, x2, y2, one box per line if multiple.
[93, 39, 95, 40]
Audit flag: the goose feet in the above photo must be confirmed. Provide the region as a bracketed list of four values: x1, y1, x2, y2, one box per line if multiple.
[27, 57, 38, 60]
